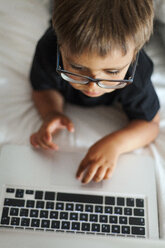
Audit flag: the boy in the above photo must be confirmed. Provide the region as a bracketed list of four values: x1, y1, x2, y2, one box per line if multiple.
[30, 0, 160, 184]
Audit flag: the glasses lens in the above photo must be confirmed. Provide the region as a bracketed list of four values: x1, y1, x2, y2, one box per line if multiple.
[98, 81, 127, 89]
[61, 72, 88, 84]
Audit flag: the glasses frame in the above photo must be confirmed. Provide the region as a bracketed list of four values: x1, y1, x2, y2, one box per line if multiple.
[56, 45, 139, 89]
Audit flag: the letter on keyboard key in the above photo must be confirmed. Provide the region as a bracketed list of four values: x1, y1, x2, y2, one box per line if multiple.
[31, 219, 40, 228]
[61, 221, 70, 230]
[129, 217, 145, 226]
[102, 224, 110, 233]
[132, 226, 145, 235]
[41, 220, 50, 228]
[11, 217, 20, 226]
[112, 225, 120, 234]
[71, 222, 80, 231]
[21, 218, 30, 227]
[92, 223, 100, 232]
[51, 220, 60, 229]
[1, 217, 10, 225]
[122, 226, 130, 234]
[82, 223, 90, 231]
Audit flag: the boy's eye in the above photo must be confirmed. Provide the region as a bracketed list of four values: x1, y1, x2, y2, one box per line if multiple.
[70, 64, 84, 71]
[106, 70, 120, 75]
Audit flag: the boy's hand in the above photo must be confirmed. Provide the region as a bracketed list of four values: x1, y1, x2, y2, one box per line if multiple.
[76, 135, 119, 184]
[30, 112, 74, 150]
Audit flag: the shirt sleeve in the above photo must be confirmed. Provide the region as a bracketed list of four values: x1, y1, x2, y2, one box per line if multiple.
[118, 50, 160, 121]
[29, 26, 61, 91]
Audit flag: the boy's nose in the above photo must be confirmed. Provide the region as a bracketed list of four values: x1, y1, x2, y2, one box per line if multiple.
[87, 82, 98, 90]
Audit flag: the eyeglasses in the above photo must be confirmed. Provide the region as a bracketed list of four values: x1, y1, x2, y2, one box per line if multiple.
[56, 45, 139, 89]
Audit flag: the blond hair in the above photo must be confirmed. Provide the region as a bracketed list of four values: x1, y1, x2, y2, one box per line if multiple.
[53, 0, 154, 56]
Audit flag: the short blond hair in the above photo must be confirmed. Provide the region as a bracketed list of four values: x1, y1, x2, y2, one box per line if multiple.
[53, 0, 154, 56]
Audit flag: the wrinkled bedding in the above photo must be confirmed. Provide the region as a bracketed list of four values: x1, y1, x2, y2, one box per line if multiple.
[0, 0, 165, 238]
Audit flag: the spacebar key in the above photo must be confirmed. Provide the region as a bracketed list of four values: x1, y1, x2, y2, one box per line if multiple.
[57, 193, 103, 204]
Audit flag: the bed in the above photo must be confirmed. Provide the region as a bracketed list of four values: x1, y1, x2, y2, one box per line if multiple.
[0, 0, 165, 239]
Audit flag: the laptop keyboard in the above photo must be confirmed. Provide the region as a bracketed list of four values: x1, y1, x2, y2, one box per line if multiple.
[0, 186, 147, 238]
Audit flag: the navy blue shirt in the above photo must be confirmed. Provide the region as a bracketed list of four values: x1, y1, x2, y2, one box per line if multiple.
[30, 26, 160, 121]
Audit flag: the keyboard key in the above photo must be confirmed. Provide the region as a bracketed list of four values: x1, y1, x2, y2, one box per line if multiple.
[57, 192, 103, 204]
[11, 217, 20, 226]
[90, 214, 98, 222]
[31, 219, 40, 228]
[82, 223, 90, 231]
[105, 197, 115, 205]
[26, 200, 35, 208]
[41, 220, 50, 228]
[4, 198, 25, 207]
[136, 199, 144, 208]
[50, 211, 58, 219]
[129, 217, 145, 226]
[45, 192, 55, 201]
[126, 198, 134, 207]
[112, 225, 120, 234]
[75, 204, 83, 212]
[40, 210, 48, 218]
[26, 190, 34, 195]
[10, 208, 19, 216]
[80, 213, 88, 222]
[85, 205, 93, 213]
[36, 201, 44, 209]
[95, 205, 103, 213]
[56, 202, 64, 210]
[30, 210, 38, 218]
[119, 216, 127, 225]
[35, 191, 43, 200]
[66, 203, 74, 211]
[122, 226, 130, 234]
[134, 208, 144, 216]
[20, 209, 29, 217]
[1, 217, 10, 225]
[132, 226, 145, 235]
[99, 215, 108, 223]
[70, 213, 78, 221]
[21, 218, 30, 227]
[6, 188, 15, 193]
[15, 189, 24, 198]
[51, 220, 60, 229]
[71, 222, 80, 231]
[92, 223, 100, 232]
[46, 202, 54, 210]
[114, 207, 122, 215]
[124, 208, 132, 216]
[2, 207, 9, 217]
[109, 216, 118, 224]
[60, 212, 68, 220]
[117, 197, 125, 206]
[102, 224, 110, 233]
[61, 221, 70, 230]
[104, 206, 112, 214]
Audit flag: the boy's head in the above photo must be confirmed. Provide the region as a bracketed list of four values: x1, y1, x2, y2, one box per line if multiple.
[53, 0, 154, 97]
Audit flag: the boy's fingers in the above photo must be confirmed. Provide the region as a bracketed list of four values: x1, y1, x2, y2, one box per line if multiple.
[61, 117, 75, 132]
[30, 134, 39, 148]
[93, 166, 107, 183]
[81, 163, 100, 184]
[103, 167, 112, 180]
[76, 159, 89, 179]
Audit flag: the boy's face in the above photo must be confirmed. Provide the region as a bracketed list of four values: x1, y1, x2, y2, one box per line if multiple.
[61, 43, 135, 97]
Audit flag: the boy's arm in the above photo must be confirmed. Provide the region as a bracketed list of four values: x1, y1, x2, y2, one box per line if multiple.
[32, 89, 64, 120]
[30, 89, 74, 149]
[76, 112, 160, 184]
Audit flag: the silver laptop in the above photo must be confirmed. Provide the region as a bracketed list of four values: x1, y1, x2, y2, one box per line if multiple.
[0, 144, 161, 247]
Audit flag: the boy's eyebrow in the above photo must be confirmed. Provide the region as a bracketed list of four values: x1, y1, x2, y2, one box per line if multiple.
[66, 56, 130, 71]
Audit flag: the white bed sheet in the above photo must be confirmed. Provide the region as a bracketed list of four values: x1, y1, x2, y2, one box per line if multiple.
[0, 0, 165, 238]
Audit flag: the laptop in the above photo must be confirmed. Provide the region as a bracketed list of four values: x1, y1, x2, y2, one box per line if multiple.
[0, 144, 161, 247]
